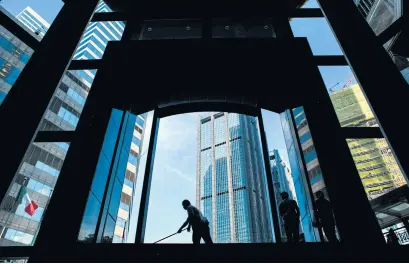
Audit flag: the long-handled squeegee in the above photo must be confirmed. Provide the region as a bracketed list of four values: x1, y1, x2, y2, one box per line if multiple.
[152, 228, 187, 244]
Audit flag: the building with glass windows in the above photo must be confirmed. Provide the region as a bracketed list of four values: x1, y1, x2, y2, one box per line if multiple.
[0, 2, 143, 246]
[0, 7, 37, 105]
[331, 84, 406, 199]
[16, 7, 50, 39]
[197, 112, 273, 243]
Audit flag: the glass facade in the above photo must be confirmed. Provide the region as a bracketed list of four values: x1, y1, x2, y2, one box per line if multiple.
[280, 110, 320, 242]
[78, 110, 147, 243]
[198, 113, 272, 243]
[0, 7, 37, 105]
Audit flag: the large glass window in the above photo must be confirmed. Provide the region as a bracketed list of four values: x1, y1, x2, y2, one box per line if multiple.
[144, 112, 275, 244]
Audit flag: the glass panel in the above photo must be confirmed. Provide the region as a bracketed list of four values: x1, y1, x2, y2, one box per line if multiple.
[102, 215, 115, 243]
[127, 111, 154, 243]
[261, 109, 305, 242]
[137, 20, 202, 40]
[0, 25, 34, 105]
[290, 18, 343, 55]
[78, 192, 101, 243]
[1, 1, 63, 39]
[212, 19, 275, 38]
[77, 109, 151, 243]
[318, 66, 380, 128]
[353, 0, 403, 36]
[0, 142, 70, 247]
[279, 110, 321, 242]
[145, 112, 275, 244]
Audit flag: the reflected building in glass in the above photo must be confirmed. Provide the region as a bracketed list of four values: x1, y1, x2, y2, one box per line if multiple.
[0, 2, 138, 246]
[197, 112, 273, 243]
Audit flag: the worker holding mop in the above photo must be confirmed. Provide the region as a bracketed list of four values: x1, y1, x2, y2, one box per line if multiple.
[177, 199, 213, 244]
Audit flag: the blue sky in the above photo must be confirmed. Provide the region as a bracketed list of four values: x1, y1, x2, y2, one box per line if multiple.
[2, 0, 360, 244]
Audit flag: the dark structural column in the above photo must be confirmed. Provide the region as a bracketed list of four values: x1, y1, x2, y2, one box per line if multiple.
[257, 110, 282, 243]
[135, 111, 160, 243]
[0, 0, 100, 205]
[302, 59, 385, 244]
[318, 0, 409, 183]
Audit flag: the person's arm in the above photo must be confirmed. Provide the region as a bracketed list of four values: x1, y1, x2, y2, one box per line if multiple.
[178, 217, 190, 233]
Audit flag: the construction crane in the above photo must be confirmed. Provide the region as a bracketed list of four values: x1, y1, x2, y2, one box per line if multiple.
[343, 74, 355, 88]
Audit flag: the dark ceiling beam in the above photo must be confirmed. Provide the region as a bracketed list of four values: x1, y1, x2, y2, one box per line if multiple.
[378, 16, 403, 45]
[34, 131, 75, 143]
[290, 8, 323, 18]
[314, 55, 347, 66]
[68, 59, 101, 70]
[342, 127, 384, 139]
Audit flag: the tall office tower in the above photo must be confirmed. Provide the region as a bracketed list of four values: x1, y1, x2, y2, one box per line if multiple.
[0, 6, 38, 105]
[0, 2, 142, 246]
[197, 112, 272, 243]
[269, 149, 297, 241]
[330, 84, 406, 199]
[16, 7, 50, 38]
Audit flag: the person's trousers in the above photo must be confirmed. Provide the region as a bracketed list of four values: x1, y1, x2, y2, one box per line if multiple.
[192, 223, 213, 244]
[285, 221, 300, 243]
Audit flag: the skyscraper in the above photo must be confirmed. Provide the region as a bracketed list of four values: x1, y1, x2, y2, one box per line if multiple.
[197, 112, 272, 243]
[0, 2, 143, 245]
[269, 149, 297, 241]
[330, 84, 406, 199]
[0, 6, 38, 105]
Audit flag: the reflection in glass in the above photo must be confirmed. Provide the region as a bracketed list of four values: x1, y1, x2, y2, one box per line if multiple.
[280, 110, 320, 242]
[78, 110, 150, 244]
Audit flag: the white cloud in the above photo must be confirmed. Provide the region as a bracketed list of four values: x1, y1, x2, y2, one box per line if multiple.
[163, 164, 194, 183]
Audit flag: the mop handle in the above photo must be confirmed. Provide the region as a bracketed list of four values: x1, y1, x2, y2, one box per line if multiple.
[152, 228, 188, 244]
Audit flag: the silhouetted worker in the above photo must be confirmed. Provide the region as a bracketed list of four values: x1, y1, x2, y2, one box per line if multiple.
[386, 228, 399, 245]
[178, 199, 213, 244]
[314, 191, 339, 243]
[279, 192, 300, 243]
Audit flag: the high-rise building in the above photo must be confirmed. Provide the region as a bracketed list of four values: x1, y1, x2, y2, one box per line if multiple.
[269, 149, 297, 241]
[330, 84, 406, 199]
[16, 7, 50, 38]
[197, 112, 273, 243]
[0, 6, 38, 105]
[0, 2, 143, 246]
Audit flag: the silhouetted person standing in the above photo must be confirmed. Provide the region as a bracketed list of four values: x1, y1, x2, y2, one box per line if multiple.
[178, 199, 213, 244]
[314, 191, 339, 243]
[386, 228, 399, 245]
[279, 192, 300, 243]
